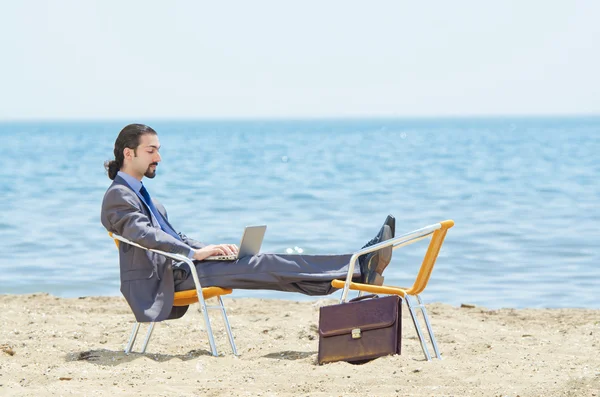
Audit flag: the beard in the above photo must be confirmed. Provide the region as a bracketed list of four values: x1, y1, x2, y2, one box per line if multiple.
[144, 164, 157, 178]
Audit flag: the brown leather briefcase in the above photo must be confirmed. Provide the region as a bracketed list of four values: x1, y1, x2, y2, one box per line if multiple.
[318, 294, 402, 365]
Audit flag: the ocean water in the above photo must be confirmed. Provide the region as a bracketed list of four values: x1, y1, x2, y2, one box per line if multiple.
[0, 118, 598, 309]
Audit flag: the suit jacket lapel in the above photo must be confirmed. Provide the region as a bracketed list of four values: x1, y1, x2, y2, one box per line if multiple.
[113, 175, 160, 228]
[153, 201, 178, 233]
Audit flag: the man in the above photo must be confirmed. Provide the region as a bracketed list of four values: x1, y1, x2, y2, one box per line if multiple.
[102, 124, 395, 322]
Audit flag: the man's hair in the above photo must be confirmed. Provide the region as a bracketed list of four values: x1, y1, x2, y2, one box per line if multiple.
[104, 124, 157, 180]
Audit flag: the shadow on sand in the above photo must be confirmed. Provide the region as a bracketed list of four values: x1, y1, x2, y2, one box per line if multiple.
[261, 350, 316, 360]
[65, 348, 215, 366]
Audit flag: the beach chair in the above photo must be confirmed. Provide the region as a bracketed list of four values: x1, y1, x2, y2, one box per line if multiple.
[331, 220, 454, 361]
[109, 233, 238, 357]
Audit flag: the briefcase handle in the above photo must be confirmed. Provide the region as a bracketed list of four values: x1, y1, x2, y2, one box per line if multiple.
[349, 294, 379, 303]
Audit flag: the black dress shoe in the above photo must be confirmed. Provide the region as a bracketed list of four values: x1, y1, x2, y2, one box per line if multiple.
[361, 214, 396, 250]
[360, 225, 393, 285]
[384, 214, 395, 239]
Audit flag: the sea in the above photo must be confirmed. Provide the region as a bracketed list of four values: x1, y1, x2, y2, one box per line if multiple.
[0, 117, 598, 309]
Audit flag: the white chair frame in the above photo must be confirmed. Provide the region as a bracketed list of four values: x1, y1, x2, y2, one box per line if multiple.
[111, 234, 238, 357]
[336, 222, 450, 361]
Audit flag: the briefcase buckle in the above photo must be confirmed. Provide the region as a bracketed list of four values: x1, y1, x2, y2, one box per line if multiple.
[351, 328, 361, 339]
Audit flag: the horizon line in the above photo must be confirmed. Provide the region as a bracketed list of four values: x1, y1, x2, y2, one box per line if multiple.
[1, 112, 600, 123]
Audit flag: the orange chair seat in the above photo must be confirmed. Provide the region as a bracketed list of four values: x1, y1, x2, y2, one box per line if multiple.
[173, 287, 233, 306]
[331, 279, 409, 297]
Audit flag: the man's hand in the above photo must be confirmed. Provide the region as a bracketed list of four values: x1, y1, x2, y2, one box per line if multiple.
[192, 244, 239, 261]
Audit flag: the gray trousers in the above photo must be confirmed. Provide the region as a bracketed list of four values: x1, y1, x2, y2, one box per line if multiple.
[174, 253, 361, 296]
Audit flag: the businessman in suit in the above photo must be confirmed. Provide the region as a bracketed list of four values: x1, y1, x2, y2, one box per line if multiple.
[101, 124, 395, 322]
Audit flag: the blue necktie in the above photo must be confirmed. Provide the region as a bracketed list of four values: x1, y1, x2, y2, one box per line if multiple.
[139, 185, 182, 241]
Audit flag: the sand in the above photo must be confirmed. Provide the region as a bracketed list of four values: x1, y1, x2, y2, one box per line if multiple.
[0, 293, 599, 396]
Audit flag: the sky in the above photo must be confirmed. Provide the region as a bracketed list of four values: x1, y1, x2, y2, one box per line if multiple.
[1, 1, 599, 119]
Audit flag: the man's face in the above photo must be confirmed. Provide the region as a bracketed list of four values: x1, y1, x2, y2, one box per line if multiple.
[125, 133, 161, 179]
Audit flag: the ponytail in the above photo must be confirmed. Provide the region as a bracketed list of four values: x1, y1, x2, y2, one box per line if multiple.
[104, 159, 122, 180]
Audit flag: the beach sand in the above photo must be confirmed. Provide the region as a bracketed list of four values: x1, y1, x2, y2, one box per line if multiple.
[1, 293, 598, 396]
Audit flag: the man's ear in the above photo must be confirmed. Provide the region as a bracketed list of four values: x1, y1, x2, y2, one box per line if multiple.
[123, 147, 134, 161]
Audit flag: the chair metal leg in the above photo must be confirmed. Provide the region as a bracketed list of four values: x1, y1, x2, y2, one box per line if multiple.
[125, 322, 140, 354]
[140, 322, 156, 354]
[416, 295, 441, 359]
[198, 296, 219, 357]
[405, 296, 432, 361]
[217, 296, 238, 356]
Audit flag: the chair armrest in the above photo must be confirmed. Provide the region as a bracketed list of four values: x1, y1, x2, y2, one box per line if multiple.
[110, 233, 205, 295]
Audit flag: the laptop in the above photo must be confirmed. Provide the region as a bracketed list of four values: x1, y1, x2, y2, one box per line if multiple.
[205, 225, 267, 261]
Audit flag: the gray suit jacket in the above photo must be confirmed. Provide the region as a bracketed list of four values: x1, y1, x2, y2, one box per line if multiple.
[101, 175, 205, 322]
